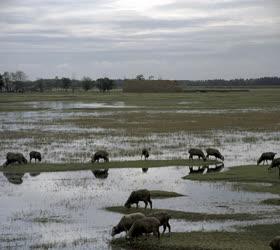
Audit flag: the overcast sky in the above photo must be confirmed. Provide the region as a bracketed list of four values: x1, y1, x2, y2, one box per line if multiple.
[0, 0, 279, 80]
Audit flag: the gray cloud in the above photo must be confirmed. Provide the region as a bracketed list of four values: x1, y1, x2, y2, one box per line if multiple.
[0, 0, 279, 79]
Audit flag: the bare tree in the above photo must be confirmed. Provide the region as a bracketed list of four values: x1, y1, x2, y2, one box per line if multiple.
[81, 77, 93, 91]
[61, 77, 71, 91]
[0, 74, 4, 92]
[136, 74, 145, 80]
[96, 77, 114, 92]
[12, 71, 28, 82]
[3, 72, 12, 92]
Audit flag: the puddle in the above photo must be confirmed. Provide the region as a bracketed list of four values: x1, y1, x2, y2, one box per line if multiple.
[26, 101, 138, 110]
[0, 167, 279, 249]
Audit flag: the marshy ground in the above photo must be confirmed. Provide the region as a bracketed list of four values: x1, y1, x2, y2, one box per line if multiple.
[0, 89, 280, 249]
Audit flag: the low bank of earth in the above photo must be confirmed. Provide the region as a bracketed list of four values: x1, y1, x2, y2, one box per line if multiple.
[110, 165, 280, 250]
[111, 224, 280, 250]
[0, 159, 219, 173]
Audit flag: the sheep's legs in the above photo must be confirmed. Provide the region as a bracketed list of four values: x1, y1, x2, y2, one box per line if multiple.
[162, 225, 166, 234]
[167, 222, 171, 233]
[149, 200, 152, 209]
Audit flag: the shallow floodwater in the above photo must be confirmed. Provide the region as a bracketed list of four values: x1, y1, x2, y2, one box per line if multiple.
[1, 101, 280, 166]
[0, 167, 279, 249]
[1, 100, 280, 249]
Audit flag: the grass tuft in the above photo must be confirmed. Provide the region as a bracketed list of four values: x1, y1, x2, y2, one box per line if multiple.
[105, 206, 262, 222]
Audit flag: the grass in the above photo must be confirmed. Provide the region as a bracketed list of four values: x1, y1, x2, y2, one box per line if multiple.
[0, 159, 219, 173]
[1, 90, 280, 249]
[11, 210, 68, 224]
[260, 199, 280, 206]
[106, 206, 262, 221]
[30, 242, 67, 249]
[29, 237, 97, 249]
[111, 223, 280, 250]
[184, 165, 280, 194]
[32, 216, 65, 223]
[150, 190, 184, 199]
[1, 89, 280, 133]
[1, 89, 280, 110]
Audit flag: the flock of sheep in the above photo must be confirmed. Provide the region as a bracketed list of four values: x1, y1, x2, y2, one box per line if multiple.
[112, 189, 171, 239]
[109, 148, 280, 243]
[2, 148, 279, 171]
[1, 147, 280, 246]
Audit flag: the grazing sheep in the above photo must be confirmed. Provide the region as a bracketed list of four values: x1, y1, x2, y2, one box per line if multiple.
[206, 163, 224, 173]
[127, 217, 160, 239]
[29, 151, 42, 163]
[111, 212, 145, 236]
[4, 152, 27, 166]
[188, 148, 206, 161]
[257, 152, 277, 165]
[141, 148, 150, 160]
[3, 172, 24, 185]
[269, 236, 280, 250]
[206, 148, 224, 161]
[142, 168, 149, 173]
[189, 166, 205, 174]
[92, 169, 109, 179]
[268, 158, 280, 177]
[147, 211, 171, 234]
[91, 150, 109, 163]
[124, 189, 152, 209]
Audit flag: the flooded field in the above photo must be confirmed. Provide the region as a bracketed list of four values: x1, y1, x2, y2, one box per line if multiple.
[1, 167, 279, 249]
[1, 99, 280, 166]
[0, 91, 280, 249]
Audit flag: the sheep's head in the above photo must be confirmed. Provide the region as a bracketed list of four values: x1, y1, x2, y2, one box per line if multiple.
[111, 226, 119, 236]
[124, 201, 131, 209]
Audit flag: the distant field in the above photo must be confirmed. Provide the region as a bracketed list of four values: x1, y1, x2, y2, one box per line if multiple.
[1, 88, 280, 164]
[1, 88, 280, 250]
[1, 88, 280, 133]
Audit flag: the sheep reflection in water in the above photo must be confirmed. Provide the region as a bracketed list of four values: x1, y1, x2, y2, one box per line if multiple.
[91, 169, 109, 179]
[3, 172, 41, 185]
[3, 172, 24, 185]
[188, 163, 224, 175]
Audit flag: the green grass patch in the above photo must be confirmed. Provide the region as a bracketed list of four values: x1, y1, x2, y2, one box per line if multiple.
[111, 223, 280, 250]
[30, 242, 67, 249]
[0, 159, 219, 173]
[106, 206, 261, 221]
[150, 190, 184, 199]
[1, 89, 280, 132]
[32, 216, 65, 223]
[184, 165, 280, 194]
[260, 198, 280, 206]
[11, 210, 69, 224]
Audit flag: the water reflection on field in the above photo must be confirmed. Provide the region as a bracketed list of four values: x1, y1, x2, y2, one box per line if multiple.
[0, 167, 279, 249]
[1, 99, 280, 249]
[1, 101, 279, 166]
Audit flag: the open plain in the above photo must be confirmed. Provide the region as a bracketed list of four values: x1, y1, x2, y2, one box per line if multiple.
[0, 88, 280, 249]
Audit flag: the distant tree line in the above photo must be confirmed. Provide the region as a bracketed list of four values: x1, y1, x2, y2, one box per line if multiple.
[0, 71, 115, 93]
[0, 71, 28, 93]
[179, 77, 280, 87]
[1, 71, 280, 93]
